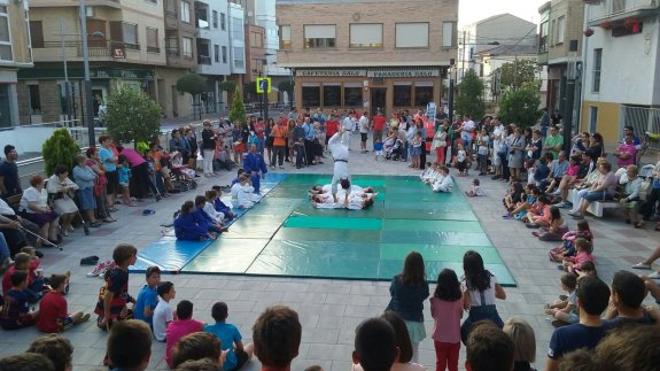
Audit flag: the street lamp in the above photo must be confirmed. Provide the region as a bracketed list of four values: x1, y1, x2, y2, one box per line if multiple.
[79, 0, 96, 148]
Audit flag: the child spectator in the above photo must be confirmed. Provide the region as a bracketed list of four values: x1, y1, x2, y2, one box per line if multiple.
[172, 332, 222, 369]
[27, 334, 74, 371]
[37, 274, 90, 333]
[193, 196, 225, 234]
[532, 206, 568, 241]
[174, 201, 215, 241]
[576, 261, 597, 278]
[545, 272, 578, 327]
[175, 357, 221, 371]
[203, 190, 226, 224]
[95, 244, 137, 331]
[211, 185, 235, 221]
[166, 300, 204, 368]
[2, 252, 40, 301]
[133, 266, 161, 327]
[603, 270, 656, 327]
[549, 220, 592, 263]
[117, 155, 134, 206]
[502, 182, 525, 216]
[386, 251, 429, 362]
[107, 320, 152, 371]
[204, 301, 254, 371]
[410, 132, 422, 169]
[377, 311, 424, 371]
[352, 317, 398, 371]
[465, 178, 484, 197]
[430, 269, 464, 371]
[526, 195, 552, 228]
[502, 318, 536, 371]
[455, 144, 468, 176]
[153, 281, 176, 342]
[252, 306, 301, 371]
[562, 238, 594, 273]
[476, 128, 490, 176]
[0, 353, 55, 371]
[465, 322, 514, 371]
[0, 270, 39, 330]
[546, 276, 610, 371]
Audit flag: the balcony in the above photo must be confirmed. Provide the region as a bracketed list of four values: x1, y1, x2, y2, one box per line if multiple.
[30, 0, 120, 9]
[198, 55, 211, 65]
[35, 40, 138, 61]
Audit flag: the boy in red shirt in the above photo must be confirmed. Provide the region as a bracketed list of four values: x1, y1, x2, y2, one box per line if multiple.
[37, 274, 90, 333]
[325, 115, 339, 145]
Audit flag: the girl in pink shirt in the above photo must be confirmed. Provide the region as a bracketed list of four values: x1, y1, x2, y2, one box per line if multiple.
[562, 238, 594, 273]
[430, 269, 464, 371]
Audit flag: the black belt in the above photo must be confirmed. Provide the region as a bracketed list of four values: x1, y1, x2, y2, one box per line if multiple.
[334, 159, 348, 163]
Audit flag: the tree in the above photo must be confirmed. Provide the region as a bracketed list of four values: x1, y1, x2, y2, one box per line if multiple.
[105, 88, 161, 145]
[499, 59, 537, 90]
[229, 85, 246, 125]
[42, 128, 80, 175]
[455, 70, 485, 119]
[176, 73, 209, 119]
[498, 82, 542, 128]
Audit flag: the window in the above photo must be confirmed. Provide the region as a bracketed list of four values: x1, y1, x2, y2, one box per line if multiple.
[344, 84, 362, 106]
[182, 37, 193, 58]
[395, 23, 428, 48]
[555, 16, 565, 44]
[592, 48, 602, 93]
[29, 85, 41, 115]
[280, 25, 291, 49]
[196, 4, 209, 29]
[323, 85, 341, 106]
[612, 0, 626, 13]
[212, 11, 218, 29]
[29, 21, 44, 48]
[349, 23, 382, 48]
[393, 84, 412, 107]
[0, 7, 11, 60]
[442, 22, 455, 48]
[214, 44, 219, 62]
[122, 23, 139, 49]
[180, 1, 191, 23]
[146, 27, 159, 53]
[166, 31, 179, 55]
[414, 83, 433, 106]
[233, 46, 244, 68]
[0, 84, 11, 128]
[302, 85, 320, 107]
[550, 19, 556, 45]
[220, 13, 226, 30]
[589, 106, 598, 133]
[222, 45, 227, 63]
[165, 0, 176, 17]
[539, 21, 549, 52]
[232, 17, 243, 40]
[251, 32, 263, 48]
[304, 24, 336, 48]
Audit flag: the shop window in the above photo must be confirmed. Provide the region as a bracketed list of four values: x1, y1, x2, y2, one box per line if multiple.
[394, 85, 412, 107]
[414, 85, 433, 107]
[323, 85, 341, 106]
[302, 86, 320, 107]
[344, 85, 362, 106]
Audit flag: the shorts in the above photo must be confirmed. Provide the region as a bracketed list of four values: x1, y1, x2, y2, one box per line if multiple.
[119, 182, 129, 188]
[62, 316, 75, 330]
[584, 191, 611, 202]
[360, 133, 368, 143]
[231, 348, 250, 371]
[106, 171, 119, 194]
[457, 160, 467, 171]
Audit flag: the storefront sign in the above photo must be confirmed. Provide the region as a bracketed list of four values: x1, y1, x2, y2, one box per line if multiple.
[297, 68, 441, 78]
[368, 69, 440, 78]
[297, 69, 366, 77]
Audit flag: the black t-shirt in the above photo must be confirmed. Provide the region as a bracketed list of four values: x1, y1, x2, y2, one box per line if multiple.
[603, 313, 655, 328]
[201, 129, 216, 150]
[0, 161, 21, 197]
[547, 323, 607, 360]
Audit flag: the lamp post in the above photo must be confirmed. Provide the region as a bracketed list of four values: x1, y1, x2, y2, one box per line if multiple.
[79, 0, 96, 148]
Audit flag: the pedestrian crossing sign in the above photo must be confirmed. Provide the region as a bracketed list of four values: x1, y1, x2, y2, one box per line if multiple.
[256, 77, 272, 94]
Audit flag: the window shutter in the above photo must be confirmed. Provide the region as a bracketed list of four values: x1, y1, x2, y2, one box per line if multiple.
[29, 21, 44, 48]
[110, 21, 123, 42]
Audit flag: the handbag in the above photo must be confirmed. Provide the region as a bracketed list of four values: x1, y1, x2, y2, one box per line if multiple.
[460, 290, 503, 344]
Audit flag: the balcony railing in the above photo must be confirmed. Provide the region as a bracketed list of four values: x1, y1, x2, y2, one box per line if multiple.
[198, 55, 211, 65]
[147, 46, 160, 53]
[35, 40, 143, 59]
[167, 47, 180, 56]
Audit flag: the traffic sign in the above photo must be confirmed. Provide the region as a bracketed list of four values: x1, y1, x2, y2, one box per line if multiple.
[256, 77, 272, 94]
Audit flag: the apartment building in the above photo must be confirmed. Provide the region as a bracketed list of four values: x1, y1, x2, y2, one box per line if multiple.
[538, 0, 585, 118]
[276, 0, 458, 115]
[245, 23, 265, 83]
[228, 2, 246, 86]
[580, 0, 660, 144]
[0, 0, 32, 127]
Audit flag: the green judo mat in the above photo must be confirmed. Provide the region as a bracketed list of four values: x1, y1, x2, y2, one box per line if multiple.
[181, 174, 517, 286]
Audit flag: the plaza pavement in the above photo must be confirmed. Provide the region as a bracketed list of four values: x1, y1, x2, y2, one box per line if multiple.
[1, 132, 657, 371]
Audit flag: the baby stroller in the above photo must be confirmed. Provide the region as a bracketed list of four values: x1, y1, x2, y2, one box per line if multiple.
[169, 151, 197, 193]
[385, 138, 404, 161]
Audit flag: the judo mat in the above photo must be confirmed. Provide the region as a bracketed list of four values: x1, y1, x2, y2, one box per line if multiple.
[133, 173, 516, 286]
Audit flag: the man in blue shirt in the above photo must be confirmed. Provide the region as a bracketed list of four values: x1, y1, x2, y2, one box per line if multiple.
[545, 276, 610, 371]
[132, 266, 161, 327]
[243, 144, 267, 193]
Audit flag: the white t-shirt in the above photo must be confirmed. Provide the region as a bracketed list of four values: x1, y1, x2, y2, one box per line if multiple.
[152, 298, 173, 341]
[359, 116, 369, 133]
[342, 117, 354, 131]
[478, 135, 490, 155]
[19, 187, 49, 213]
[457, 150, 467, 162]
[467, 275, 498, 307]
[0, 198, 15, 216]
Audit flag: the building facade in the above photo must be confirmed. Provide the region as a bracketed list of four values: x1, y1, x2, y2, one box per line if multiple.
[276, 0, 458, 116]
[245, 23, 265, 83]
[580, 0, 660, 144]
[476, 45, 539, 103]
[0, 0, 33, 127]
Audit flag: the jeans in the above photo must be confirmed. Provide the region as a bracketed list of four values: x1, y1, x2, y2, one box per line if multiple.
[295, 144, 305, 168]
[0, 232, 9, 265]
[203, 149, 215, 175]
[272, 146, 285, 167]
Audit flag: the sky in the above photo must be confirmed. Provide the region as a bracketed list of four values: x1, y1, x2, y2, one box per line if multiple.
[458, 0, 548, 27]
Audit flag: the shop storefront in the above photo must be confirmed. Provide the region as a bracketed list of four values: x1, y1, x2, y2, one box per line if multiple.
[293, 67, 445, 116]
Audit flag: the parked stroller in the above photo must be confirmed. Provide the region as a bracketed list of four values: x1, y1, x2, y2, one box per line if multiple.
[385, 137, 404, 161]
[169, 151, 197, 192]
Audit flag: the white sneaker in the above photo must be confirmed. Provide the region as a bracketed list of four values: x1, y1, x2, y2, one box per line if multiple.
[632, 262, 652, 270]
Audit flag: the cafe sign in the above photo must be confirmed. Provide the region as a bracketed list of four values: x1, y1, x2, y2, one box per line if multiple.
[368, 69, 440, 78]
[297, 69, 440, 78]
[297, 69, 366, 77]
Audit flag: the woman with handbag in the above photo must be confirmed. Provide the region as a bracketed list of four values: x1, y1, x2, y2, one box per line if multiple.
[460, 250, 507, 344]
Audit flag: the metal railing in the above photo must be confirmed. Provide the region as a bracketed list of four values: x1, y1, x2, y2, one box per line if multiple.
[622, 105, 660, 151]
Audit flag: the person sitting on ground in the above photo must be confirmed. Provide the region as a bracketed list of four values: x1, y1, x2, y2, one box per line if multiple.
[19, 175, 60, 246]
[46, 165, 79, 237]
[253, 306, 301, 371]
[243, 144, 268, 194]
[525, 195, 552, 228]
[166, 300, 204, 368]
[502, 317, 536, 371]
[107, 320, 152, 371]
[231, 174, 260, 209]
[465, 321, 514, 371]
[171, 332, 223, 369]
[544, 272, 578, 327]
[203, 190, 225, 224]
[465, 178, 484, 197]
[432, 166, 453, 193]
[133, 266, 161, 327]
[545, 276, 610, 371]
[193, 196, 226, 234]
[549, 220, 593, 263]
[94, 244, 137, 331]
[204, 302, 254, 371]
[37, 274, 90, 333]
[0, 352, 55, 371]
[0, 270, 39, 330]
[505, 185, 539, 220]
[561, 238, 594, 274]
[353, 317, 399, 371]
[2, 252, 39, 300]
[603, 270, 658, 326]
[174, 201, 216, 241]
[503, 182, 525, 216]
[175, 357, 221, 371]
[211, 186, 235, 221]
[27, 334, 73, 371]
[153, 281, 176, 343]
[532, 206, 568, 241]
